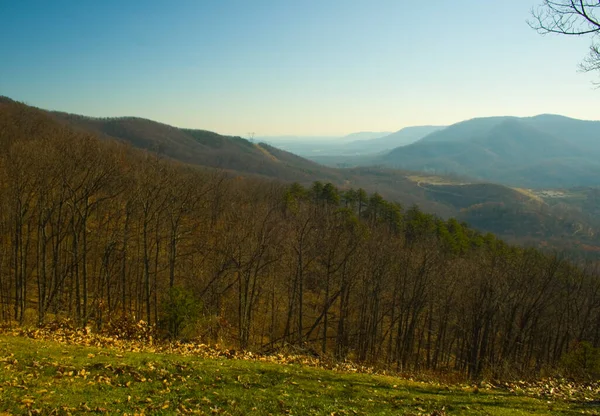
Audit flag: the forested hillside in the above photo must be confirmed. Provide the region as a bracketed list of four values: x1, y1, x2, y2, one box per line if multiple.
[10, 96, 597, 251]
[379, 115, 600, 188]
[1, 98, 600, 381]
[44, 100, 456, 216]
[52, 110, 342, 183]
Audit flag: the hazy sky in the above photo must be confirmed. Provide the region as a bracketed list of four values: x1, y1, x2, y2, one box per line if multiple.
[1, 0, 598, 136]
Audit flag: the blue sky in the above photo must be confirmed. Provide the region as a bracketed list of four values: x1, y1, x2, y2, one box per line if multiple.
[0, 0, 597, 136]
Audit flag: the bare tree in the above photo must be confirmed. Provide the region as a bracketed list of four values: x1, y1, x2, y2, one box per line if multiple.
[530, 1, 600, 73]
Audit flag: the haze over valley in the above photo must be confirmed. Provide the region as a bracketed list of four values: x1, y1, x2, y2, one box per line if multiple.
[5, 96, 599, 257]
[3, 1, 600, 412]
[259, 126, 444, 157]
[311, 114, 600, 188]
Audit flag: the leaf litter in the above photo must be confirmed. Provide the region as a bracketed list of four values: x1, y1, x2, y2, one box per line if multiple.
[0, 320, 599, 415]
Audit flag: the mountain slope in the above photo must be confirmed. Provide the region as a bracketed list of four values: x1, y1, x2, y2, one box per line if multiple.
[338, 131, 391, 142]
[352, 125, 445, 150]
[305, 126, 446, 167]
[3, 99, 450, 215]
[263, 127, 442, 160]
[379, 115, 600, 187]
[52, 112, 342, 183]
[527, 114, 600, 150]
[37, 103, 563, 231]
[2, 97, 598, 251]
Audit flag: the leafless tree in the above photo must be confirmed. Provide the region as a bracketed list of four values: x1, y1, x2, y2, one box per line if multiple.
[530, 1, 600, 73]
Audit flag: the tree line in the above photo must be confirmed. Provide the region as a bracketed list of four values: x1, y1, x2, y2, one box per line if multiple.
[1, 101, 600, 379]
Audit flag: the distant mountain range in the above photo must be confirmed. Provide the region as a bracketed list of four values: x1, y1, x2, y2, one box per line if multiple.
[51, 112, 343, 184]
[0, 97, 462, 216]
[348, 125, 445, 152]
[338, 126, 447, 149]
[339, 131, 392, 142]
[378, 114, 600, 188]
[306, 114, 600, 189]
[3, 96, 600, 255]
[268, 126, 444, 159]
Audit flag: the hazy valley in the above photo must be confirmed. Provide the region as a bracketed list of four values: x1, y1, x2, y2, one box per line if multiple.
[25, 98, 600, 257]
[6, 1, 600, 413]
[314, 114, 600, 188]
[2, 87, 600, 411]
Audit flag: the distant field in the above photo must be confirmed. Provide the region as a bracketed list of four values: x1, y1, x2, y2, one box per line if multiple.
[408, 177, 543, 205]
[531, 188, 590, 202]
[406, 175, 468, 186]
[1, 334, 598, 415]
[512, 188, 545, 203]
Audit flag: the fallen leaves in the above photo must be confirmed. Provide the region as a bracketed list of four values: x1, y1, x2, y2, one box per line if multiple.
[20, 397, 34, 406]
[1, 321, 600, 415]
[0, 320, 378, 377]
[491, 377, 600, 404]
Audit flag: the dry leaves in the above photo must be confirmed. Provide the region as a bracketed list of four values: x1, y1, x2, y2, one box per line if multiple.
[0, 320, 376, 375]
[491, 378, 600, 403]
[2, 319, 600, 408]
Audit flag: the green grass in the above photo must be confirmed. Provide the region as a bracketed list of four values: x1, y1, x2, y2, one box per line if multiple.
[0, 335, 596, 415]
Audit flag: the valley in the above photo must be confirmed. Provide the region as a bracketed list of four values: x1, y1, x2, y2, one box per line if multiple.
[5, 96, 600, 257]
[1, 95, 600, 391]
[315, 115, 600, 189]
[5, 1, 600, 413]
[39, 100, 600, 255]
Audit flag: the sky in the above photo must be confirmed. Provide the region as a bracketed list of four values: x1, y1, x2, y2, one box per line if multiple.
[0, 0, 598, 136]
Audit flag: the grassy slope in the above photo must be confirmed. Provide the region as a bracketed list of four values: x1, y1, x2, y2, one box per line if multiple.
[0, 335, 596, 415]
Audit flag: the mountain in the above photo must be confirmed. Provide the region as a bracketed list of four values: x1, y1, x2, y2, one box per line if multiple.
[379, 115, 600, 188]
[42, 105, 455, 214]
[51, 112, 343, 183]
[526, 114, 600, 149]
[347, 125, 445, 151]
[258, 132, 391, 158]
[256, 135, 337, 143]
[258, 137, 355, 157]
[3, 97, 600, 253]
[338, 131, 391, 142]
[49, 111, 469, 212]
[5, 96, 600, 381]
[305, 125, 445, 167]
[262, 127, 441, 160]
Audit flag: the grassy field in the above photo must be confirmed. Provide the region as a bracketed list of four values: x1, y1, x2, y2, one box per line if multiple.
[0, 334, 598, 415]
[406, 175, 468, 186]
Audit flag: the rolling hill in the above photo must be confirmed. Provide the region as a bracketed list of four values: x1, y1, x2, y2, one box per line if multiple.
[263, 126, 442, 160]
[52, 112, 343, 183]
[415, 181, 586, 240]
[307, 126, 446, 167]
[345, 125, 445, 152]
[0, 96, 455, 215]
[338, 131, 391, 142]
[2, 96, 600, 253]
[49, 108, 600, 253]
[379, 115, 600, 188]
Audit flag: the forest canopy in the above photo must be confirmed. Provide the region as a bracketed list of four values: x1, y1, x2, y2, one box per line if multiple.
[1, 99, 600, 380]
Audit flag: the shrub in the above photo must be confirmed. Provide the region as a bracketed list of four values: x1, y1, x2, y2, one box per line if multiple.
[560, 341, 600, 380]
[160, 287, 200, 339]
